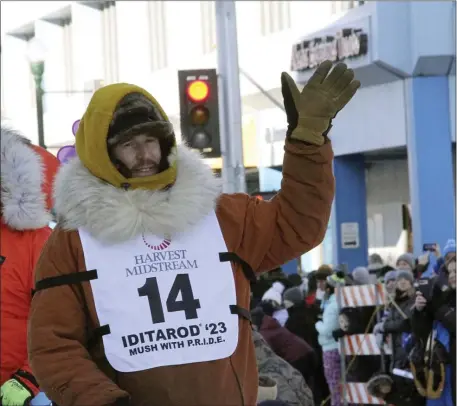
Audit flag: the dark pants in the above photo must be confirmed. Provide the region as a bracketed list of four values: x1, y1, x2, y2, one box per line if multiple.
[302, 346, 329, 405]
[290, 351, 317, 392]
[258, 401, 289, 406]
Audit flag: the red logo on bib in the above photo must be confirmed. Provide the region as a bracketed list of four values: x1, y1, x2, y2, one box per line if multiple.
[142, 234, 171, 251]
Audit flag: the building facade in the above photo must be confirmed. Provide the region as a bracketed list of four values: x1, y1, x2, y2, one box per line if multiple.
[1, 1, 341, 150]
[287, 1, 456, 271]
[0, 0, 352, 272]
[2, 1, 453, 272]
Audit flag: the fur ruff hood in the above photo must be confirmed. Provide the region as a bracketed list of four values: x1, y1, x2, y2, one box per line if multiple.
[1, 125, 52, 230]
[54, 145, 222, 243]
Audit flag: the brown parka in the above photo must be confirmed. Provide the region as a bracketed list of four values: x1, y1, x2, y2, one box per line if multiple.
[28, 83, 335, 406]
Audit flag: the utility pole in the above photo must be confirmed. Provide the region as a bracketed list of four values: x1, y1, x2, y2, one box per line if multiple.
[30, 61, 46, 149]
[215, 0, 246, 193]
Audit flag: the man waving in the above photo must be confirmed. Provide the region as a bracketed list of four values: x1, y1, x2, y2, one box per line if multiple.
[28, 61, 359, 406]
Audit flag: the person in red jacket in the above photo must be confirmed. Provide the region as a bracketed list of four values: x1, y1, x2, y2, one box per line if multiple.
[0, 125, 59, 405]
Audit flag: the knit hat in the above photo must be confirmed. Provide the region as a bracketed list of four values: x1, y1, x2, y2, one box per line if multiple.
[283, 287, 304, 309]
[443, 239, 456, 258]
[384, 270, 398, 283]
[396, 269, 414, 284]
[287, 273, 303, 287]
[367, 262, 384, 274]
[352, 266, 375, 285]
[261, 281, 285, 307]
[369, 253, 384, 266]
[396, 253, 415, 270]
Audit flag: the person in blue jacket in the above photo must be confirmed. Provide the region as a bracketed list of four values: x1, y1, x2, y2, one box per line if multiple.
[315, 271, 345, 406]
[421, 239, 456, 279]
[412, 255, 455, 406]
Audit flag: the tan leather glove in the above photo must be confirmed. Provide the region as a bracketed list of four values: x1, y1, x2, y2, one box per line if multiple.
[281, 60, 361, 145]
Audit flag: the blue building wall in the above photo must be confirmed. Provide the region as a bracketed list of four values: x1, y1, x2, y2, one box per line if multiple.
[374, 1, 454, 75]
[332, 155, 369, 272]
[293, 1, 455, 155]
[290, 1, 455, 266]
[450, 73, 456, 142]
[405, 77, 456, 254]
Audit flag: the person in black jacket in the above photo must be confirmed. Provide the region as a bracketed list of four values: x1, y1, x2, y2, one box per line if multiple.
[379, 271, 416, 369]
[368, 270, 425, 406]
[283, 287, 329, 404]
[411, 257, 455, 406]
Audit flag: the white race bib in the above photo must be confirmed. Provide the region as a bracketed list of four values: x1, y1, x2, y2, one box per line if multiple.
[79, 212, 239, 373]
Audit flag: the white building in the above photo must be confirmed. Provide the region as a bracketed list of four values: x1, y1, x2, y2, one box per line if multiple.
[0, 0, 363, 146]
[0, 0, 365, 271]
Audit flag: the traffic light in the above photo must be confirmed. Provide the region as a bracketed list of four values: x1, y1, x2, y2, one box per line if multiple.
[178, 69, 220, 158]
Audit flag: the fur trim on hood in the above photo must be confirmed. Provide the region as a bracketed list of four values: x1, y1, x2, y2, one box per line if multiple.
[1, 125, 52, 230]
[54, 145, 222, 243]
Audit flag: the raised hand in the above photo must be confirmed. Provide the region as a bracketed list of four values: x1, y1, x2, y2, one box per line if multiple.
[281, 60, 361, 145]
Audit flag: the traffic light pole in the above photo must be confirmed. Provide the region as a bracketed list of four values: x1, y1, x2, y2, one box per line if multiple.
[215, 0, 246, 193]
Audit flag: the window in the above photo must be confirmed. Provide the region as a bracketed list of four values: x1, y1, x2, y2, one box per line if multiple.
[148, 1, 167, 71]
[200, 1, 216, 54]
[101, 1, 119, 83]
[260, 1, 291, 36]
[331, 0, 365, 15]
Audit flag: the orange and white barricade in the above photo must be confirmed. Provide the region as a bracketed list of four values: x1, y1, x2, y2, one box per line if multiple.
[345, 383, 386, 405]
[342, 334, 392, 356]
[338, 284, 386, 308]
[336, 282, 391, 405]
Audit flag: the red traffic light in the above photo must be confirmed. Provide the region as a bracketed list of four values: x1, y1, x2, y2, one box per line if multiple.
[187, 80, 209, 103]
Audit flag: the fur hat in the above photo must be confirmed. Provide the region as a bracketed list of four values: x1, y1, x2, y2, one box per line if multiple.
[316, 264, 332, 280]
[107, 92, 174, 148]
[367, 374, 393, 399]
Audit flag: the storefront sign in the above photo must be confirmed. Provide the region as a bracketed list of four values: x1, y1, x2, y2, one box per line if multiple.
[291, 28, 368, 72]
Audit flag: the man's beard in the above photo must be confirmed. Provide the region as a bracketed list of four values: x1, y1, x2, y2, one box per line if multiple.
[131, 160, 160, 173]
[115, 159, 161, 178]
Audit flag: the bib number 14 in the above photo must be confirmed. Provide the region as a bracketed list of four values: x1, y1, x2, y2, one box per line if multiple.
[138, 274, 201, 324]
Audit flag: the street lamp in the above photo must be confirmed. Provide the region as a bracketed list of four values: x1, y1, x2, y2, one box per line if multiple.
[27, 37, 46, 149]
